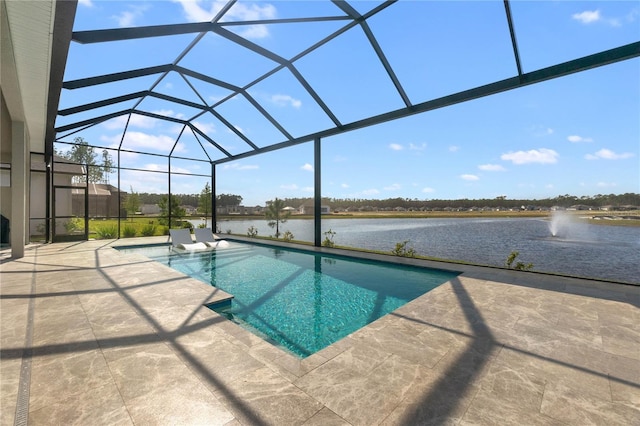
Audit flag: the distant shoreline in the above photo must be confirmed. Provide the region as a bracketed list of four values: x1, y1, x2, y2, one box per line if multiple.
[215, 210, 640, 227]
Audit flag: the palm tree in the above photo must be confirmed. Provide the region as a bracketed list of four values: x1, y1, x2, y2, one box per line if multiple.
[265, 198, 290, 238]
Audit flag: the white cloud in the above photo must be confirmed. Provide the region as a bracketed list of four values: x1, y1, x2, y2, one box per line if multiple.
[333, 155, 347, 162]
[384, 183, 401, 191]
[362, 189, 380, 196]
[585, 148, 635, 160]
[389, 143, 403, 151]
[174, 0, 275, 39]
[607, 18, 622, 27]
[209, 94, 227, 104]
[192, 121, 216, 134]
[409, 143, 427, 151]
[271, 94, 301, 109]
[169, 123, 188, 135]
[301, 163, 313, 172]
[78, 0, 94, 7]
[173, 0, 217, 22]
[114, 11, 136, 27]
[478, 164, 506, 172]
[171, 166, 194, 174]
[222, 163, 259, 170]
[529, 125, 554, 137]
[572, 10, 601, 24]
[597, 182, 618, 188]
[341, 183, 349, 188]
[141, 163, 192, 174]
[422, 187, 435, 193]
[280, 184, 298, 190]
[567, 135, 593, 143]
[153, 109, 176, 118]
[572, 9, 633, 27]
[231, 125, 245, 135]
[102, 114, 156, 130]
[112, 5, 150, 27]
[460, 174, 480, 181]
[449, 145, 459, 152]
[501, 148, 559, 165]
[122, 131, 185, 153]
[139, 163, 163, 172]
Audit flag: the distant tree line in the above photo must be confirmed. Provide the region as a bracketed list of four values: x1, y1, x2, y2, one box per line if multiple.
[136, 192, 242, 208]
[264, 193, 639, 211]
[133, 192, 639, 210]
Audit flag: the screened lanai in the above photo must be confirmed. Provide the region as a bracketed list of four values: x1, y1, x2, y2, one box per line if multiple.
[3, 3, 640, 424]
[13, 0, 640, 248]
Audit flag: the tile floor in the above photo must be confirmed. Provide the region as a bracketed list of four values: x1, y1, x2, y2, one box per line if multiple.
[1, 237, 638, 425]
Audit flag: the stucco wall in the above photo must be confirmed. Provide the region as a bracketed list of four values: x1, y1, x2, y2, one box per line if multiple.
[1, 93, 12, 224]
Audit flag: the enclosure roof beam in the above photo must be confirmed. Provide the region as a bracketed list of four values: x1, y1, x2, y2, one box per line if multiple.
[189, 124, 232, 157]
[55, 109, 132, 133]
[212, 25, 343, 127]
[213, 41, 640, 165]
[332, 0, 411, 107]
[503, 0, 523, 77]
[62, 64, 173, 89]
[72, 16, 352, 44]
[58, 91, 148, 116]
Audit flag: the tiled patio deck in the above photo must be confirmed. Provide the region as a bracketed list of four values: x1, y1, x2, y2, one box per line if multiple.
[1, 237, 638, 425]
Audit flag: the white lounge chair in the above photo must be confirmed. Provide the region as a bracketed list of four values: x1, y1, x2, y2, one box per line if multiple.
[194, 227, 229, 248]
[169, 228, 209, 251]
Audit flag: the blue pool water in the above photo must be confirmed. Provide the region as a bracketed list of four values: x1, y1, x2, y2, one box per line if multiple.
[117, 241, 459, 357]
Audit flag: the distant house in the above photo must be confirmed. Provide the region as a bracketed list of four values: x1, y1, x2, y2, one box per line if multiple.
[217, 205, 245, 215]
[72, 183, 126, 218]
[568, 204, 592, 211]
[140, 204, 161, 215]
[298, 202, 331, 215]
[182, 205, 197, 215]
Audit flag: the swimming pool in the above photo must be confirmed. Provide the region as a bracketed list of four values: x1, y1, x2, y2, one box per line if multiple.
[117, 241, 459, 357]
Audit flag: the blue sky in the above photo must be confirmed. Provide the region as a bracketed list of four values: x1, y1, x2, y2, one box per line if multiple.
[57, 1, 639, 206]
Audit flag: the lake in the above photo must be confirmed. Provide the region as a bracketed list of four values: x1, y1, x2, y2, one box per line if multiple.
[194, 217, 639, 284]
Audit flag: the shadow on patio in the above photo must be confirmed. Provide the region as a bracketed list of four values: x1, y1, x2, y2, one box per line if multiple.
[1, 239, 638, 425]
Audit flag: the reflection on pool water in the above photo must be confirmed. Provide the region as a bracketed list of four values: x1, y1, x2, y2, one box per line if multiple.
[117, 241, 459, 358]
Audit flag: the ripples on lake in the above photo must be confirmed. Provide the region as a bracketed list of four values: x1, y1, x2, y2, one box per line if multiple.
[209, 217, 639, 284]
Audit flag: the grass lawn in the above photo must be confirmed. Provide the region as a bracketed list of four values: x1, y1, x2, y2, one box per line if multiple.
[89, 217, 171, 238]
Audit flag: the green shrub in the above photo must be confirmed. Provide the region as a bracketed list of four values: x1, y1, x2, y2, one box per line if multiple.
[64, 217, 83, 233]
[122, 225, 136, 238]
[247, 226, 258, 238]
[141, 223, 157, 236]
[505, 251, 534, 271]
[95, 224, 118, 239]
[283, 230, 294, 242]
[391, 240, 416, 257]
[322, 229, 336, 247]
